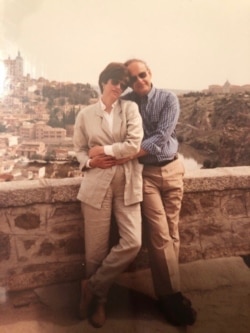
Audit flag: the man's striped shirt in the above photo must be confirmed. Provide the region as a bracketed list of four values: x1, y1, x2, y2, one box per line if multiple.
[123, 86, 180, 165]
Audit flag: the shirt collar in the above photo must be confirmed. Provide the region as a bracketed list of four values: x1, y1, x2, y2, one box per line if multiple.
[132, 84, 155, 102]
[147, 85, 155, 100]
[99, 98, 118, 111]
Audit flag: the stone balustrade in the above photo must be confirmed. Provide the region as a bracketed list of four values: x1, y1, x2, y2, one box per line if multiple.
[0, 166, 249, 291]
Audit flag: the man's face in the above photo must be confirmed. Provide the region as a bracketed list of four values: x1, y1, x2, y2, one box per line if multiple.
[127, 61, 152, 96]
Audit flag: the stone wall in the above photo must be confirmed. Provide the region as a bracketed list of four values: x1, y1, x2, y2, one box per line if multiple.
[0, 166, 249, 291]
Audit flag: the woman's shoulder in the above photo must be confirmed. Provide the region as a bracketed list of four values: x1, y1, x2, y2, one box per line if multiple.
[78, 101, 99, 116]
[119, 99, 138, 108]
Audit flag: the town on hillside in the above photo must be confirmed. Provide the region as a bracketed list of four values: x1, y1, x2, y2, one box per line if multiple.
[1, 52, 250, 182]
[0, 52, 99, 182]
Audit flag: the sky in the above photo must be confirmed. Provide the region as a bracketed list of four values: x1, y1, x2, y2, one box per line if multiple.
[0, 0, 250, 91]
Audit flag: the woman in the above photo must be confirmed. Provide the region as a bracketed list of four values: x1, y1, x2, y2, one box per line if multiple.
[73, 62, 143, 328]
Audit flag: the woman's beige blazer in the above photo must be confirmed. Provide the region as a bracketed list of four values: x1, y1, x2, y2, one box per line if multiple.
[73, 99, 143, 209]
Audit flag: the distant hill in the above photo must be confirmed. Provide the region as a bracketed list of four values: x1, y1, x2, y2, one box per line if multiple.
[169, 89, 193, 96]
[177, 92, 250, 167]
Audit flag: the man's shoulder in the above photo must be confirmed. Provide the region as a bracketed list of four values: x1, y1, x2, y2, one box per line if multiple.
[154, 87, 177, 98]
[121, 87, 178, 103]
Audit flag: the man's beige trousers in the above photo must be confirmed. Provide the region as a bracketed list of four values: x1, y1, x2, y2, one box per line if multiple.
[142, 158, 185, 298]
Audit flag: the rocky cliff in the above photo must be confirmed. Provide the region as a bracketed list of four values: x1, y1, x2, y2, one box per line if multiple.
[177, 92, 250, 167]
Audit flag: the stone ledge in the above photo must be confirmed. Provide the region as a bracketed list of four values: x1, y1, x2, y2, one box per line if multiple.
[184, 166, 250, 192]
[0, 178, 81, 208]
[1, 166, 250, 208]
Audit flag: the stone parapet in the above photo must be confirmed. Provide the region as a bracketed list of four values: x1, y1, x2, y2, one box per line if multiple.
[0, 166, 249, 291]
[180, 166, 250, 263]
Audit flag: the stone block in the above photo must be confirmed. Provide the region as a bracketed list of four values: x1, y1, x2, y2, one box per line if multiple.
[232, 218, 250, 254]
[0, 210, 12, 233]
[15, 235, 52, 263]
[0, 233, 11, 262]
[49, 219, 83, 236]
[55, 236, 84, 256]
[180, 195, 199, 221]
[245, 191, 250, 216]
[221, 192, 247, 217]
[47, 202, 82, 224]
[179, 224, 202, 262]
[7, 206, 46, 235]
[200, 217, 233, 259]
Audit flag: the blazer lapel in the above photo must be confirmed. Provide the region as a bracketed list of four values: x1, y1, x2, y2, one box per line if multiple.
[95, 106, 113, 140]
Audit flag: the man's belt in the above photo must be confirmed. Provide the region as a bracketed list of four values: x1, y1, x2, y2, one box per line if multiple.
[146, 154, 178, 167]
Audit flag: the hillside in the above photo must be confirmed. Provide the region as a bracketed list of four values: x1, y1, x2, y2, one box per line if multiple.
[177, 92, 250, 167]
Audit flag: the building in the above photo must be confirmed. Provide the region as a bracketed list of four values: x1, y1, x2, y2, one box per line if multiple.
[16, 141, 46, 159]
[0, 134, 18, 148]
[0, 159, 15, 174]
[206, 81, 250, 94]
[54, 148, 69, 160]
[35, 123, 66, 142]
[4, 51, 24, 79]
[18, 122, 67, 142]
[19, 122, 35, 140]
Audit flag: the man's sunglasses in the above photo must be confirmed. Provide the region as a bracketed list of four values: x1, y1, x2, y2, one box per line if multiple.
[110, 79, 128, 91]
[130, 71, 147, 85]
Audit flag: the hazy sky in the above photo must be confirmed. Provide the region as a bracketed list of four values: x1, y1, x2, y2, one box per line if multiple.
[0, 0, 250, 90]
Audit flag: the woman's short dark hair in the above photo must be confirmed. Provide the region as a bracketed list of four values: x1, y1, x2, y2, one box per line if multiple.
[98, 62, 130, 93]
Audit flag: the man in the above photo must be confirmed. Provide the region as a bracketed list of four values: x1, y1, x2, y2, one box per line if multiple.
[122, 59, 197, 326]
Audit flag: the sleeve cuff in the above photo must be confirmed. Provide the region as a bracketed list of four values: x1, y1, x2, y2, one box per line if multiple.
[104, 145, 114, 156]
[86, 159, 92, 168]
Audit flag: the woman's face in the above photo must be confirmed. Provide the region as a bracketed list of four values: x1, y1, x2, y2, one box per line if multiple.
[102, 78, 128, 100]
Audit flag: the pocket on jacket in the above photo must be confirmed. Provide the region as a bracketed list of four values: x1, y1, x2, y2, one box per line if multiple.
[77, 175, 111, 209]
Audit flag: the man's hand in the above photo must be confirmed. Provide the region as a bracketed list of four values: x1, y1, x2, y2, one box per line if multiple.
[115, 157, 132, 165]
[89, 146, 104, 158]
[115, 149, 148, 165]
[89, 155, 116, 169]
[136, 148, 148, 158]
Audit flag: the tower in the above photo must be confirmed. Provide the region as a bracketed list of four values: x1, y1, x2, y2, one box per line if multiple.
[223, 80, 231, 94]
[4, 51, 24, 79]
[15, 51, 24, 78]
